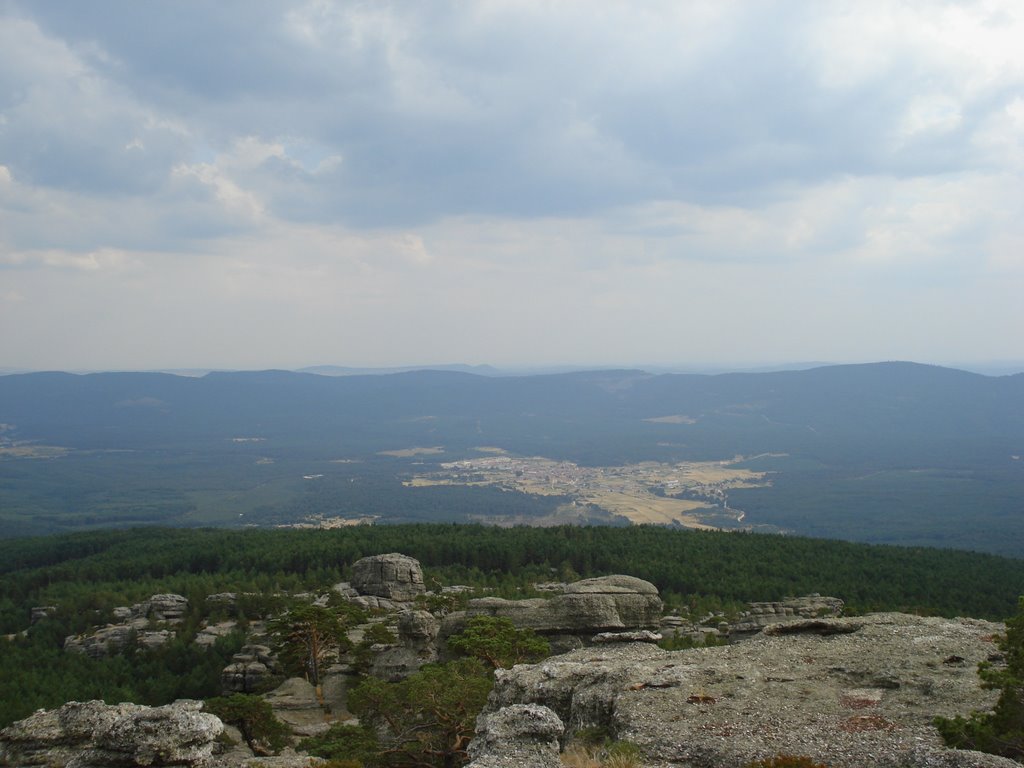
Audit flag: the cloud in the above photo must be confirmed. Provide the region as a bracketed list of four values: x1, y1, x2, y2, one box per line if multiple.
[6, 1, 1023, 231]
[0, 1, 1022, 369]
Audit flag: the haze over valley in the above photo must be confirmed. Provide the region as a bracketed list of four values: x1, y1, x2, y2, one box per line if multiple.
[2, 361, 1021, 556]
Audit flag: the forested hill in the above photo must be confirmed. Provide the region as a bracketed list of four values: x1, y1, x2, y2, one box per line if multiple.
[1, 362, 1023, 553]
[4, 524, 1024, 629]
[2, 362, 1022, 462]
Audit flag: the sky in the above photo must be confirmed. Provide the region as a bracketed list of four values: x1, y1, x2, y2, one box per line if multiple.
[1, 1, 1022, 372]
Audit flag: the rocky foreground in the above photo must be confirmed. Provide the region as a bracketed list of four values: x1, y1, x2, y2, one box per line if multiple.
[470, 613, 1017, 768]
[1, 554, 1017, 767]
[3, 614, 1016, 767]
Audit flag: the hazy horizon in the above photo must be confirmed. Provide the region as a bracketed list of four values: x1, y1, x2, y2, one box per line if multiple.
[2, 358, 1023, 378]
[2, 2, 1022, 371]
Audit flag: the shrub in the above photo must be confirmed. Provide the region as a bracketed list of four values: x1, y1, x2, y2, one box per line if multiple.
[934, 596, 1024, 760]
[299, 723, 380, 766]
[205, 693, 291, 755]
[447, 615, 550, 670]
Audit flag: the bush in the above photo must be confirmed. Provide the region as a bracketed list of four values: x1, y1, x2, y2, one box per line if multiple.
[299, 723, 381, 766]
[447, 615, 550, 670]
[205, 694, 291, 755]
[348, 658, 493, 767]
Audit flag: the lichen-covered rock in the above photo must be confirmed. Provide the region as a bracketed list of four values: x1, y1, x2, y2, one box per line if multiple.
[481, 613, 1016, 768]
[0, 699, 223, 767]
[350, 554, 425, 602]
[466, 704, 564, 768]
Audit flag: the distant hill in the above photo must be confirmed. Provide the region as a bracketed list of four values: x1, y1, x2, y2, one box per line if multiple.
[297, 363, 504, 376]
[1, 362, 1022, 554]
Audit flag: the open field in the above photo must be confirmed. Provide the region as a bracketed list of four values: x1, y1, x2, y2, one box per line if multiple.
[377, 446, 446, 457]
[577, 491, 715, 527]
[406, 455, 770, 529]
[0, 445, 69, 459]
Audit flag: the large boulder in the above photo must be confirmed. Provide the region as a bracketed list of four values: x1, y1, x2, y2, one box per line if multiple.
[480, 613, 1019, 768]
[350, 554, 425, 602]
[0, 700, 223, 767]
[466, 704, 564, 768]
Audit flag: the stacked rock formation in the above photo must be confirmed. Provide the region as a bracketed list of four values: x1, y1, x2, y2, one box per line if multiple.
[441, 575, 663, 653]
[221, 644, 279, 693]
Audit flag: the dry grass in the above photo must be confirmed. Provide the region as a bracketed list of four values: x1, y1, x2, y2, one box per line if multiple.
[580, 491, 715, 528]
[561, 743, 643, 768]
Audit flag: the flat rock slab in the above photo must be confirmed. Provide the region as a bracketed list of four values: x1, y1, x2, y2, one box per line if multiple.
[484, 613, 1014, 768]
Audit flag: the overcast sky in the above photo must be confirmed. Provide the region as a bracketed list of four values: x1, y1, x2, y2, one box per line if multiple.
[1, 1, 1022, 372]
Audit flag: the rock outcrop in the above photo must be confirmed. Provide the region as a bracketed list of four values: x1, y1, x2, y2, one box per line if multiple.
[466, 704, 564, 768]
[63, 625, 174, 658]
[63, 594, 189, 658]
[350, 553, 425, 602]
[370, 610, 441, 681]
[442, 575, 662, 652]
[137, 594, 189, 623]
[263, 678, 328, 737]
[0, 699, 222, 767]
[477, 613, 1017, 768]
[730, 593, 845, 636]
[29, 607, 56, 625]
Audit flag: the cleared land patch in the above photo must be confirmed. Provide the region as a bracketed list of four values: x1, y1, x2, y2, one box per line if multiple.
[0, 444, 68, 459]
[377, 446, 446, 457]
[643, 414, 697, 424]
[406, 455, 771, 529]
